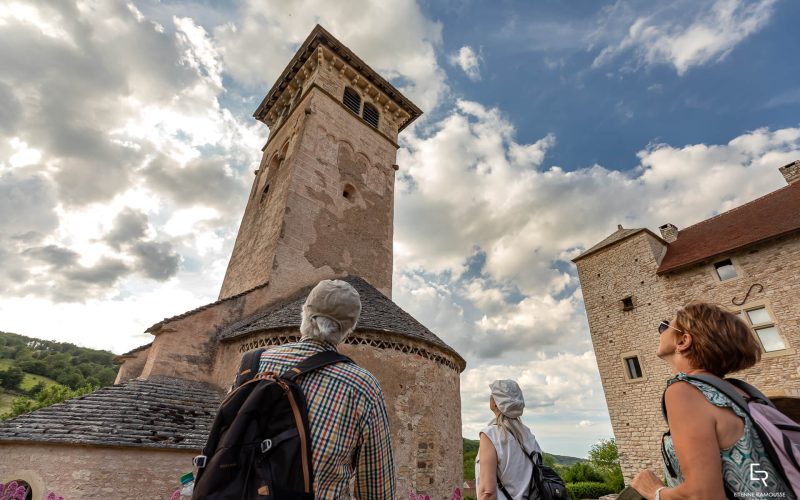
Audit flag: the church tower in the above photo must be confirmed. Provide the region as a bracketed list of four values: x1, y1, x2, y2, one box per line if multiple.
[219, 25, 421, 300]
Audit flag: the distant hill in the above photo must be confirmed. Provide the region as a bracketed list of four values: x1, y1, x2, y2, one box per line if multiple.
[0, 331, 118, 414]
[463, 438, 584, 480]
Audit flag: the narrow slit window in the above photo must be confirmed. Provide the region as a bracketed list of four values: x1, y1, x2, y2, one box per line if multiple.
[714, 259, 737, 281]
[622, 296, 634, 311]
[362, 103, 379, 128]
[624, 356, 643, 379]
[343, 87, 361, 115]
[259, 184, 270, 204]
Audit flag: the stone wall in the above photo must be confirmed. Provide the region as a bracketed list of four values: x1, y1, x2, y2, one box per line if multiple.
[113, 346, 149, 384]
[0, 443, 194, 500]
[576, 231, 800, 480]
[219, 44, 404, 301]
[217, 328, 464, 500]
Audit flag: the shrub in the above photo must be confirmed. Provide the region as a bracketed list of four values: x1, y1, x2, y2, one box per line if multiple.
[561, 462, 605, 483]
[566, 481, 615, 500]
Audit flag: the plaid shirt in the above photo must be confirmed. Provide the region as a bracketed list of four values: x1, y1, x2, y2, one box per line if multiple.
[256, 338, 395, 499]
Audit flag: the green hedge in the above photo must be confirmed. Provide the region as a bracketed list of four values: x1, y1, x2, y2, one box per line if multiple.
[566, 481, 615, 500]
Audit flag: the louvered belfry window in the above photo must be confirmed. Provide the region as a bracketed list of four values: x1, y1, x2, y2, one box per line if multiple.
[362, 103, 379, 128]
[343, 87, 361, 114]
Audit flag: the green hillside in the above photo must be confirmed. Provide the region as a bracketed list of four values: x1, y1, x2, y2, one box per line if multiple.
[0, 331, 119, 416]
[462, 437, 585, 480]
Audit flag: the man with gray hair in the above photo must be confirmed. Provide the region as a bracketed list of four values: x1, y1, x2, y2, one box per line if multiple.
[256, 279, 395, 499]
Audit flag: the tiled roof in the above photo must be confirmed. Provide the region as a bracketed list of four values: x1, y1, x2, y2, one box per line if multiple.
[573, 226, 663, 262]
[658, 182, 800, 273]
[145, 281, 269, 333]
[220, 276, 464, 363]
[0, 377, 223, 449]
[117, 342, 152, 358]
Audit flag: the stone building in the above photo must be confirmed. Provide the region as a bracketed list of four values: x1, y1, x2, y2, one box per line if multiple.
[0, 25, 465, 500]
[573, 161, 800, 481]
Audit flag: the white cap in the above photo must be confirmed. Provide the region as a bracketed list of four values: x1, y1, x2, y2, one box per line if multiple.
[303, 280, 361, 334]
[490, 379, 525, 418]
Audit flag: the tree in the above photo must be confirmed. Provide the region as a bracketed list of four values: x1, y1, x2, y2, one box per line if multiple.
[0, 366, 25, 390]
[588, 438, 619, 470]
[588, 438, 624, 492]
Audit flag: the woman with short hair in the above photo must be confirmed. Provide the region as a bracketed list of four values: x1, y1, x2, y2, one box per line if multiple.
[632, 301, 794, 499]
[476, 379, 542, 500]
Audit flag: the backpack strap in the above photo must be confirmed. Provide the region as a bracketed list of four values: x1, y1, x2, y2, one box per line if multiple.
[725, 378, 778, 409]
[234, 348, 266, 388]
[281, 350, 353, 382]
[661, 373, 751, 422]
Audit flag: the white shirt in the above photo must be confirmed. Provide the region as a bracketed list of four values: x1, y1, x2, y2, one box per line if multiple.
[475, 420, 542, 500]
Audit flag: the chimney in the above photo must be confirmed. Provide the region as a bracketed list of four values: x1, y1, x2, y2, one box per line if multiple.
[779, 160, 800, 185]
[659, 223, 678, 243]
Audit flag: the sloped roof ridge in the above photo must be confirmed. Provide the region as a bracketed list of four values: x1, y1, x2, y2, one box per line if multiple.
[0, 377, 224, 449]
[145, 280, 269, 333]
[219, 276, 463, 363]
[675, 183, 793, 234]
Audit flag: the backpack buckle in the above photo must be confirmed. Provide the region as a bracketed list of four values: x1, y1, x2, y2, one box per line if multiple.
[193, 455, 207, 468]
[260, 438, 273, 453]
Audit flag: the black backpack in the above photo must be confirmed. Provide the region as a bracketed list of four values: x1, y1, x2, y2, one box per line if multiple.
[498, 450, 569, 500]
[192, 348, 352, 499]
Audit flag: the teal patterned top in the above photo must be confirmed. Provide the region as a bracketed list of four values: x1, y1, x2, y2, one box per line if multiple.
[662, 373, 794, 498]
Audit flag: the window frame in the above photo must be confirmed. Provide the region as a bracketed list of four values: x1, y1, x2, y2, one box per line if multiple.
[362, 102, 380, 128]
[736, 303, 789, 354]
[342, 87, 362, 115]
[621, 351, 647, 383]
[713, 258, 738, 281]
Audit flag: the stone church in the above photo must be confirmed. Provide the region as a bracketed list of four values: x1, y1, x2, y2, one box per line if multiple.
[574, 160, 800, 480]
[0, 25, 465, 500]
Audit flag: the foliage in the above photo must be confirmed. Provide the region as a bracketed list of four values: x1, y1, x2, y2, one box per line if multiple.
[0, 366, 24, 389]
[588, 438, 624, 493]
[565, 481, 616, 500]
[588, 438, 619, 470]
[0, 330, 118, 391]
[462, 437, 583, 482]
[1, 383, 98, 420]
[561, 462, 605, 483]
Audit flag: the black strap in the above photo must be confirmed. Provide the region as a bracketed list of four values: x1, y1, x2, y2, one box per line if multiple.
[234, 348, 266, 388]
[281, 350, 352, 382]
[497, 448, 539, 500]
[726, 378, 777, 409]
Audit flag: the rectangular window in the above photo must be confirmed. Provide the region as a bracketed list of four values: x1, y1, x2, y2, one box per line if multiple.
[714, 259, 737, 281]
[622, 296, 634, 311]
[741, 306, 786, 352]
[624, 356, 643, 379]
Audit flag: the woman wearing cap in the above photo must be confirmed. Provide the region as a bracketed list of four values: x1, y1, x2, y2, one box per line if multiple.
[631, 301, 794, 499]
[476, 379, 542, 500]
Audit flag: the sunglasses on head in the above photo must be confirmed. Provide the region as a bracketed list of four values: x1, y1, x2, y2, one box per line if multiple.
[658, 320, 683, 334]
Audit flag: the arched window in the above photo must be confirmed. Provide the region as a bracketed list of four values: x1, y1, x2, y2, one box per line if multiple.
[259, 184, 270, 204]
[343, 87, 361, 114]
[362, 103, 379, 128]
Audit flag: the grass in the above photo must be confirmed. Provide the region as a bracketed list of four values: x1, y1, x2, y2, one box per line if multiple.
[0, 359, 12, 369]
[0, 391, 17, 414]
[20, 372, 59, 392]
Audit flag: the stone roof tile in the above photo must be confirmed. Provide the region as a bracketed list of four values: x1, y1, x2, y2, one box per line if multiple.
[219, 276, 463, 362]
[0, 377, 223, 449]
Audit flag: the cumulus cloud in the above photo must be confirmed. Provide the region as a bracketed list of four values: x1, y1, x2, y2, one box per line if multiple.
[449, 45, 482, 81]
[591, 0, 778, 75]
[213, 0, 448, 112]
[392, 99, 799, 445]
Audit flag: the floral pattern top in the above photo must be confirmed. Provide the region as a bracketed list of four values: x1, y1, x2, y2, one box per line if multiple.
[662, 373, 794, 498]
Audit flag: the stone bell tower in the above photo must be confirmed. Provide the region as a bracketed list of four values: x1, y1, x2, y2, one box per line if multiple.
[219, 25, 421, 300]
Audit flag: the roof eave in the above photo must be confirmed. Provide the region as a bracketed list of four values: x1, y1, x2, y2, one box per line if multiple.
[656, 227, 800, 275]
[572, 228, 665, 263]
[253, 25, 422, 131]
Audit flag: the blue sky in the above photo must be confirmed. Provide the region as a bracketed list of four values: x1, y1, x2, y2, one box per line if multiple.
[1, 0, 799, 458]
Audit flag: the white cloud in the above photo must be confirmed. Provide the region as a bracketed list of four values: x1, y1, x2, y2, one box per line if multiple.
[213, 0, 448, 112]
[592, 0, 778, 75]
[449, 45, 482, 81]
